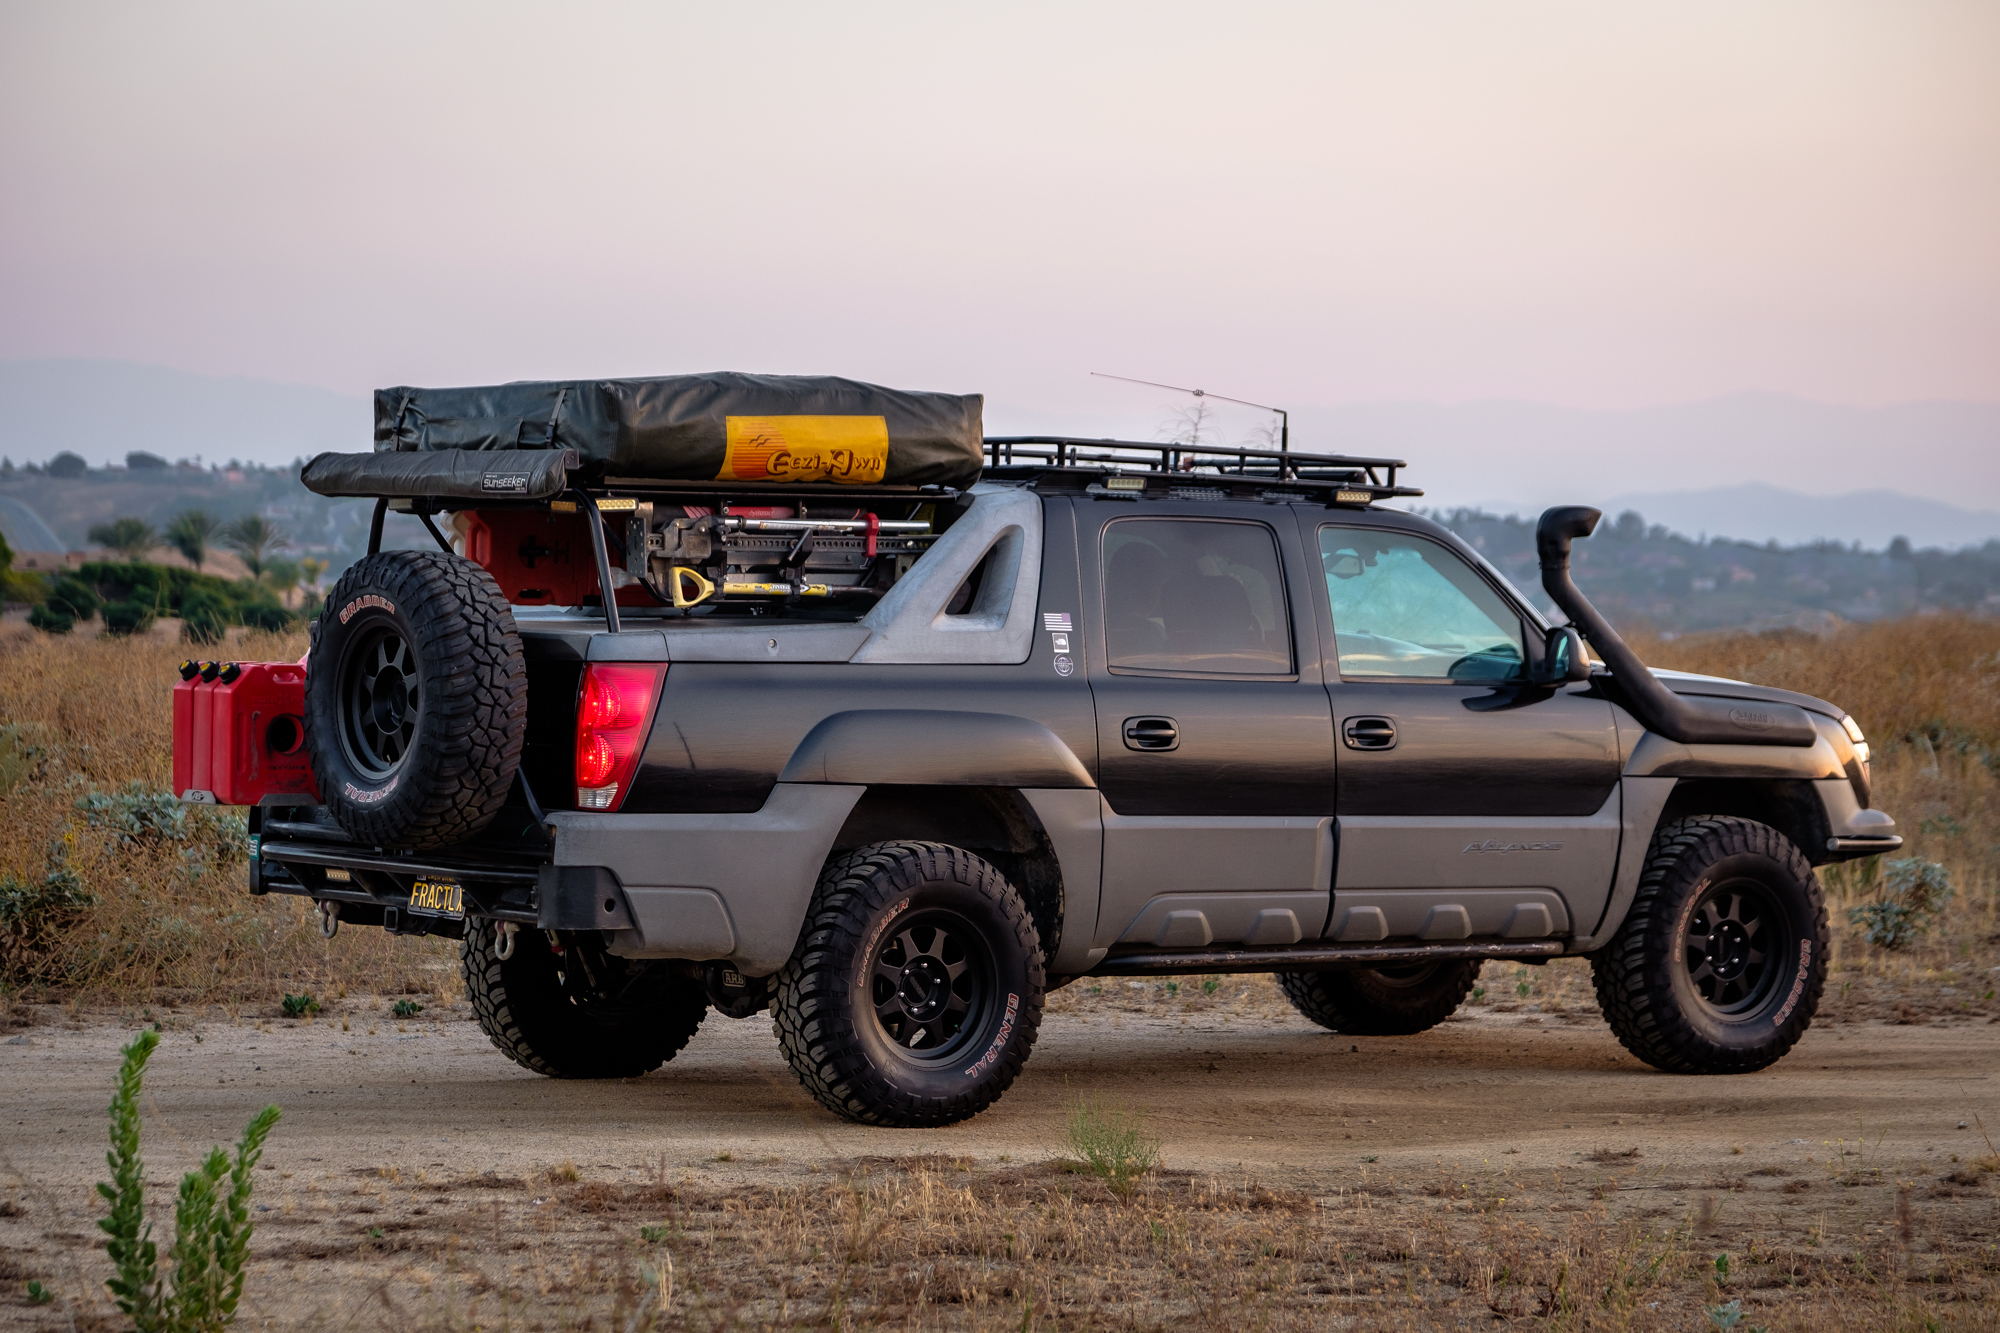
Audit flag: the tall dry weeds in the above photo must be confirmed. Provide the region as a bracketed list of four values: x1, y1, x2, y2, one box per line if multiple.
[0, 620, 448, 1001]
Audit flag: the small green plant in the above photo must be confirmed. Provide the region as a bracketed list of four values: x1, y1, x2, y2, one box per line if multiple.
[1714, 1252, 1730, 1279]
[1061, 1096, 1160, 1199]
[1515, 979, 1532, 999]
[1201, 977, 1220, 996]
[1705, 1297, 1744, 1329]
[1847, 858, 1953, 949]
[279, 994, 318, 1018]
[640, 1224, 672, 1244]
[366, 1227, 384, 1240]
[1472, 986, 1486, 1002]
[26, 1280, 52, 1305]
[99, 1030, 281, 1332]
[1164, 981, 1179, 997]
[391, 999, 424, 1019]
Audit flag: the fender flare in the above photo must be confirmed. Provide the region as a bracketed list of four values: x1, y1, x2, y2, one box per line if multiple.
[777, 709, 1094, 788]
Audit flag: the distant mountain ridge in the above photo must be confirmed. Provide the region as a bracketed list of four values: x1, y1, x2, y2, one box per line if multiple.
[1592, 483, 2000, 550]
[0, 358, 366, 470]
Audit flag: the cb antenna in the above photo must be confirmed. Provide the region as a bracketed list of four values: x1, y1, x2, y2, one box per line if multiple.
[1091, 371, 1290, 473]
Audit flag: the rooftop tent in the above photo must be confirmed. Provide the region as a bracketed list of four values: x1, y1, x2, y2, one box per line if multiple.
[372, 372, 983, 489]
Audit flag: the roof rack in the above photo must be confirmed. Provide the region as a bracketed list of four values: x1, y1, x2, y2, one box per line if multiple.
[981, 436, 1421, 499]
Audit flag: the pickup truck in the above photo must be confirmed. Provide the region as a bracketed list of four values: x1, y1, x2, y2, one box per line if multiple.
[209, 386, 1900, 1128]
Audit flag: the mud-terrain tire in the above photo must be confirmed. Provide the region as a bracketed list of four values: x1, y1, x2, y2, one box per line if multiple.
[1275, 960, 1479, 1036]
[773, 842, 1044, 1127]
[462, 926, 708, 1079]
[306, 551, 526, 850]
[1591, 816, 1827, 1075]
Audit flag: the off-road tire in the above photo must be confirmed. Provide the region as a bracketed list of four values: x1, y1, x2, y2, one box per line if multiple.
[306, 550, 527, 850]
[1275, 960, 1480, 1035]
[773, 842, 1044, 1127]
[462, 926, 707, 1079]
[1591, 816, 1827, 1075]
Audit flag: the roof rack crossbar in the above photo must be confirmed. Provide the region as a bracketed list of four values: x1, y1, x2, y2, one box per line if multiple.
[981, 436, 1417, 494]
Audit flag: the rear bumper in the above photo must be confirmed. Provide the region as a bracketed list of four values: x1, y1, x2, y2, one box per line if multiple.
[254, 827, 635, 937]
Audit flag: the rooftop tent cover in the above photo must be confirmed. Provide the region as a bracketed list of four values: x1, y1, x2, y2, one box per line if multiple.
[373, 372, 984, 489]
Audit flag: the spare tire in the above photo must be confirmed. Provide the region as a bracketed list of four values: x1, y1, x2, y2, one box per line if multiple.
[306, 550, 527, 849]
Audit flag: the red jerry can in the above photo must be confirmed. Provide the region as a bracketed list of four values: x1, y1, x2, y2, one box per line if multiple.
[206, 661, 319, 806]
[172, 660, 226, 802]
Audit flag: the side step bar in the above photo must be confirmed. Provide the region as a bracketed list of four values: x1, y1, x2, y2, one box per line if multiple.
[1092, 939, 1565, 976]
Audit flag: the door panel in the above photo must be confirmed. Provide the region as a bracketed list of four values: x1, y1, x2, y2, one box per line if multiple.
[1312, 519, 1622, 939]
[1085, 509, 1337, 947]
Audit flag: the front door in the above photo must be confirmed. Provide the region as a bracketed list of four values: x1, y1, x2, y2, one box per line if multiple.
[1313, 521, 1622, 943]
[1087, 511, 1336, 950]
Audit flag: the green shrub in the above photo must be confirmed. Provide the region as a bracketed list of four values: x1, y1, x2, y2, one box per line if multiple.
[236, 596, 293, 633]
[280, 993, 319, 1018]
[26, 602, 76, 634]
[77, 784, 191, 846]
[103, 598, 159, 637]
[48, 574, 102, 621]
[1061, 1096, 1161, 1199]
[391, 999, 424, 1018]
[1847, 857, 1954, 949]
[99, 1030, 282, 1332]
[180, 590, 231, 646]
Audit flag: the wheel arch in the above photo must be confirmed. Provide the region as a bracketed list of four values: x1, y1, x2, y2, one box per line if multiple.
[832, 784, 1069, 968]
[1652, 778, 1832, 867]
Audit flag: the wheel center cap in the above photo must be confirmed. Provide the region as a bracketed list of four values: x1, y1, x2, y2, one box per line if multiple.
[1706, 921, 1752, 981]
[372, 669, 408, 731]
[898, 959, 949, 1021]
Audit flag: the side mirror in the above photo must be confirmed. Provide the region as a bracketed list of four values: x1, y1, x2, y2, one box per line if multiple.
[1532, 626, 1591, 685]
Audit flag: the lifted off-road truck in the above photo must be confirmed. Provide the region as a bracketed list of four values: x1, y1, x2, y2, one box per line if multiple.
[180, 373, 1901, 1127]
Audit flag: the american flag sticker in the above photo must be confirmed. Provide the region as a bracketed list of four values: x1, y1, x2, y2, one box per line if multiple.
[1043, 612, 1072, 632]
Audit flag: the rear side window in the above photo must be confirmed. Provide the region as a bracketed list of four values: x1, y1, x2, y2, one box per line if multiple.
[1102, 518, 1292, 675]
[1319, 526, 1526, 681]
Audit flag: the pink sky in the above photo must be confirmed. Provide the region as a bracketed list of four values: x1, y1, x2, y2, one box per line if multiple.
[2, 1, 1995, 426]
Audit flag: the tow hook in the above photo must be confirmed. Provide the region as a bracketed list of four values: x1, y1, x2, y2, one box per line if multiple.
[494, 920, 519, 961]
[315, 900, 340, 939]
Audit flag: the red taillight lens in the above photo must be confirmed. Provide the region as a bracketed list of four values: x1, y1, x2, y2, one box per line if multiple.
[574, 663, 663, 811]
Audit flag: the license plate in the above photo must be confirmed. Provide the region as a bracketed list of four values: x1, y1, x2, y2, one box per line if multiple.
[407, 878, 464, 919]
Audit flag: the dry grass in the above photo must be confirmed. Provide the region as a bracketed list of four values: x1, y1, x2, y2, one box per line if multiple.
[18, 1151, 1974, 1331]
[0, 618, 451, 1003]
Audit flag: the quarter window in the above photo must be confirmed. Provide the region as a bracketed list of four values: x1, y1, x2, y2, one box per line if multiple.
[1103, 519, 1292, 675]
[1319, 527, 1526, 681]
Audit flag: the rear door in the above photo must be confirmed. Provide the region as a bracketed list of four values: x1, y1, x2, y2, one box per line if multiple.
[1310, 520, 1621, 943]
[1085, 508, 1336, 951]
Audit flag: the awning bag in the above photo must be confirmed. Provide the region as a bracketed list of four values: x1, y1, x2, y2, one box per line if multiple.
[301, 448, 576, 501]
[371, 372, 983, 489]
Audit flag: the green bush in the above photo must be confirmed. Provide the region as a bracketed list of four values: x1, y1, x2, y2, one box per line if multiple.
[99, 1030, 282, 1332]
[180, 590, 231, 646]
[48, 574, 102, 621]
[103, 598, 159, 637]
[77, 783, 192, 846]
[237, 596, 293, 633]
[26, 602, 76, 634]
[1847, 857, 1954, 949]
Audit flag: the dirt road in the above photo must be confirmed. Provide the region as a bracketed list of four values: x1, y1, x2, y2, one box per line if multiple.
[6, 975, 1999, 1328]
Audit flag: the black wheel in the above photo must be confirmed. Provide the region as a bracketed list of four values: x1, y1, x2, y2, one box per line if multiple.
[1591, 816, 1827, 1074]
[773, 842, 1044, 1127]
[1276, 960, 1479, 1035]
[462, 925, 707, 1079]
[306, 551, 527, 850]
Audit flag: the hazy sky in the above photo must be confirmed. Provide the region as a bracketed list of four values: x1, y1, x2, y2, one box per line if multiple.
[3, 2, 1996, 446]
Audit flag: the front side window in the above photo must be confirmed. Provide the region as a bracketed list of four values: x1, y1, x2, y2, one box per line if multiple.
[1103, 518, 1292, 674]
[1320, 527, 1525, 681]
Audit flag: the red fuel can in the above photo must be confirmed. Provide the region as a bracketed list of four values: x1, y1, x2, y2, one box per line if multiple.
[172, 660, 319, 805]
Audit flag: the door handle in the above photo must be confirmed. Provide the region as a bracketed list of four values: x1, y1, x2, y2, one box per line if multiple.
[1342, 716, 1397, 750]
[1122, 716, 1180, 751]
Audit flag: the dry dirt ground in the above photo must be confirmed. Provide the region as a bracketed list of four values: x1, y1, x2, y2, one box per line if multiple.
[5, 969, 2000, 1330]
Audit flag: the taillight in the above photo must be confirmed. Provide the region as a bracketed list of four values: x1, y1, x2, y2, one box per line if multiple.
[574, 663, 664, 811]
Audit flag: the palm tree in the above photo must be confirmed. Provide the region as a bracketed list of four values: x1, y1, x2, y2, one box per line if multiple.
[165, 509, 222, 569]
[222, 514, 289, 580]
[87, 517, 159, 562]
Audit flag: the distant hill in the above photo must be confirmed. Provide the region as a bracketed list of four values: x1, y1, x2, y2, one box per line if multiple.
[0, 358, 367, 471]
[1596, 483, 2000, 550]
[1279, 393, 2000, 526]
